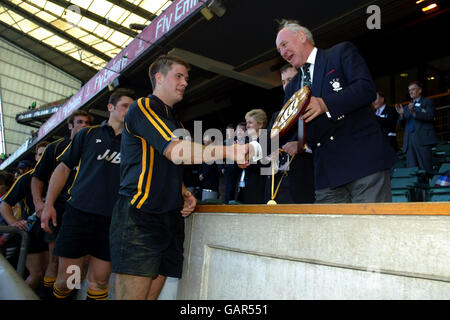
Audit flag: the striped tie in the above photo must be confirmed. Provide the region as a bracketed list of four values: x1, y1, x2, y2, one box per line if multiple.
[301, 63, 312, 88]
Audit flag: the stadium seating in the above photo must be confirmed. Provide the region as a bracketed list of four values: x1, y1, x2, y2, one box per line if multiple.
[424, 163, 450, 202]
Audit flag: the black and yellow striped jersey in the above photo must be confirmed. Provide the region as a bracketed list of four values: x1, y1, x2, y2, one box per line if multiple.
[57, 121, 121, 217]
[32, 136, 76, 203]
[119, 95, 184, 214]
[2, 170, 35, 220]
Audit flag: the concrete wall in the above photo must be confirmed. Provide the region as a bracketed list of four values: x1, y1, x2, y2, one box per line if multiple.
[0, 37, 81, 154]
[177, 211, 450, 300]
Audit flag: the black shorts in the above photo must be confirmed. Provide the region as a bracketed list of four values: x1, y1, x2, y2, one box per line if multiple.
[53, 204, 111, 261]
[110, 196, 185, 278]
[27, 219, 48, 254]
[44, 201, 65, 243]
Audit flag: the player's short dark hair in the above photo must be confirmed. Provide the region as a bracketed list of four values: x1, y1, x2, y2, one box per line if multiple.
[35, 141, 49, 153]
[67, 110, 93, 126]
[0, 170, 14, 190]
[149, 55, 190, 90]
[108, 88, 136, 106]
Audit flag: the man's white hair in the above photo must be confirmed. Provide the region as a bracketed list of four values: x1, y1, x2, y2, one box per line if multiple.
[278, 19, 315, 46]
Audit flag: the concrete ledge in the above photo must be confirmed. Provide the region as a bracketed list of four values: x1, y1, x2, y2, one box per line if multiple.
[178, 203, 450, 299]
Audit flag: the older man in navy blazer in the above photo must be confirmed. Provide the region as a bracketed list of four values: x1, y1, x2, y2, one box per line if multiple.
[276, 20, 397, 203]
[395, 81, 437, 172]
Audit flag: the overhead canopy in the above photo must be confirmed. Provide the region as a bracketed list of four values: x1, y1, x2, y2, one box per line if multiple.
[0, 0, 173, 82]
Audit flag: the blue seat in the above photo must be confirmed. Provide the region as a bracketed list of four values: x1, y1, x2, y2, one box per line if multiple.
[391, 166, 420, 178]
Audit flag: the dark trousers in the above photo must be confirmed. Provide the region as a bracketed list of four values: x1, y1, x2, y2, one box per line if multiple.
[406, 137, 433, 172]
[315, 170, 392, 203]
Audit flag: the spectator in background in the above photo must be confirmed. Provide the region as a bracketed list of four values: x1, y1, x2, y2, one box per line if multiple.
[220, 124, 240, 203]
[235, 122, 247, 144]
[373, 91, 399, 152]
[227, 122, 247, 203]
[0, 153, 7, 165]
[199, 135, 220, 201]
[16, 160, 34, 178]
[237, 109, 268, 204]
[264, 64, 315, 204]
[395, 81, 438, 172]
[280, 64, 298, 89]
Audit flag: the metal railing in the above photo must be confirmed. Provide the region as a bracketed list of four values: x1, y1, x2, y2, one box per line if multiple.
[0, 226, 39, 299]
[0, 226, 29, 277]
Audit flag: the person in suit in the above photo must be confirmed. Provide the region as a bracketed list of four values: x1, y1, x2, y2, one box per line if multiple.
[237, 109, 268, 204]
[276, 20, 397, 203]
[264, 64, 315, 204]
[373, 91, 399, 152]
[220, 124, 240, 203]
[395, 81, 437, 172]
[199, 135, 220, 200]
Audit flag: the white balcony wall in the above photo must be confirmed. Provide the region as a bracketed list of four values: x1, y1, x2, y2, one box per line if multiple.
[0, 37, 81, 155]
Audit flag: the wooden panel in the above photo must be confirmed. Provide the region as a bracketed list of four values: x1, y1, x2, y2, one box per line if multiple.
[195, 202, 450, 215]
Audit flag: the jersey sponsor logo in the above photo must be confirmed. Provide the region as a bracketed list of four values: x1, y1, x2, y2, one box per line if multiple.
[97, 149, 120, 164]
[96, 139, 102, 143]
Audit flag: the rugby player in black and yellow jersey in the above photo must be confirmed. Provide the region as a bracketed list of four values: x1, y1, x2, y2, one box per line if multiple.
[40, 88, 135, 300]
[110, 55, 249, 300]
[31, 110, 92, 298]
[0, 141, 49, 290]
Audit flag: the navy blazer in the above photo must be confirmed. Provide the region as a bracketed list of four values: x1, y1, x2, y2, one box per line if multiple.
[399, 96, 438, 152]
[375, 105, 398, 136]
[284, 42, 397, 189]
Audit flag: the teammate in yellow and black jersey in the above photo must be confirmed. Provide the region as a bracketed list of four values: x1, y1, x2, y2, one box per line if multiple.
[40, 88, 135, 300]
[30, 110, 91, 299]
[57, 121, 122, 217]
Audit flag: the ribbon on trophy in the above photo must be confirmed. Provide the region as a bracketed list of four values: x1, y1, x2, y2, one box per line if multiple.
[267, 86, 312, 205]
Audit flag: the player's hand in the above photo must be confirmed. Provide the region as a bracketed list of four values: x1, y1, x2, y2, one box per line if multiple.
[181, 190, 197, 217]
[34, 199, 45, 218]
[301, 97, 328, 123]
[11, 219, 28, 231]
[41, 205, 57, 233]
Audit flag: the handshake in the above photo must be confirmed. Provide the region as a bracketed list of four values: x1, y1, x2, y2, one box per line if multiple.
[165, 138, 263, 166]
[226, 141, 263, 169]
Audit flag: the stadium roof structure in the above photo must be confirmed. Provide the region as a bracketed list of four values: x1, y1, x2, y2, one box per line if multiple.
[0, 0, 448, 169]
[0, 0, 173, 83]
